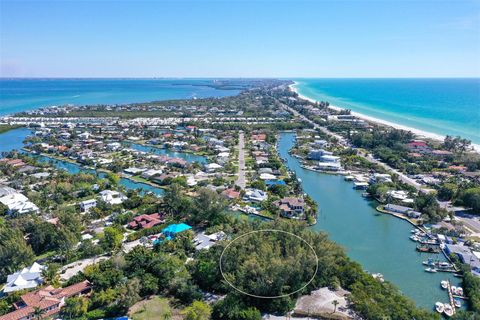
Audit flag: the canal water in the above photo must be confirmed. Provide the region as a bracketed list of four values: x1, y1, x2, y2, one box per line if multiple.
[1, 128, 463, 309]
[0, 128, 206, 196]
[277, 132, 461, 310]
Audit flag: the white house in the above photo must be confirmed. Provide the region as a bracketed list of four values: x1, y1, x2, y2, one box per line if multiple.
[243, 189, 268, 202]
[2, 262, 45, 294]
[205, 163, 222, 173]
[80, 199, 97, 212]
[0, 186, 39, 215]
[99, 190, 127, 205]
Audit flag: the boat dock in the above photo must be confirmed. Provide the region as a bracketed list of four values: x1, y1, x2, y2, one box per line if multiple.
[446, 280, 456, 316]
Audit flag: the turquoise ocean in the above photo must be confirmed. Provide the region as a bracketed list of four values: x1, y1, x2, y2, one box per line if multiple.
[294, 78, 480, 144]
[0, 78, 240, 116]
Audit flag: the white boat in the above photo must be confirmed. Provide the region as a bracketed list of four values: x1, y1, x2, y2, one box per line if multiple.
[441, 280, 448, 289]
[410, 235, 420, 242]
[457, 287, 464, 296]
[444, 304, 454, 317]
[454, 299, 461, 308]
[451, 286, 457, 295]
[435, 302, 445, 313]
[425, 267, 438, 273]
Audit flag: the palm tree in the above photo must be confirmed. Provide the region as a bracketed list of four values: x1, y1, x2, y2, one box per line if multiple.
[41, 264, 60, 287]
[32, 306, 46, 320]
[332, 300, 339, 314]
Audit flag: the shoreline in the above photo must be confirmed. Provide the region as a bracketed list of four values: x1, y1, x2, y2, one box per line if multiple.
[289, 82, 480, 152]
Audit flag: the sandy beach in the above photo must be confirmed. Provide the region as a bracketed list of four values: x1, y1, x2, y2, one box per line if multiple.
[289, 82, 480, 152]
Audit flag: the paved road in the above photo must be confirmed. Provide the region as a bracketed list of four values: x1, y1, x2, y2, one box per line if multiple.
[282, 104, 425, 192]
[235, 131, 246, 189]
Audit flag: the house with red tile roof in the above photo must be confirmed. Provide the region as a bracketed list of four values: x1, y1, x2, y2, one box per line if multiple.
[273, 197, 305, 218]
[128, 213, 165, 230]
[0, 281, 91, 320]
[221, 188, 240, 199]
[406, 140, 431, 154]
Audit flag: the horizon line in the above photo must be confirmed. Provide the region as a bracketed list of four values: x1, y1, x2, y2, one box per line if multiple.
[1, 76, 479, 80]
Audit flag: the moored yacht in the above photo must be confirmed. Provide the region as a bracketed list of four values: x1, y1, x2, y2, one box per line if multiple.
[441, 280, 448, 289]
[435, 302, 444, 313]
[444, 304, 454, 317]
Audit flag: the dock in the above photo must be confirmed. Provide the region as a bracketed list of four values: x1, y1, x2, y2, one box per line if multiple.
[446, 280, 456, 316]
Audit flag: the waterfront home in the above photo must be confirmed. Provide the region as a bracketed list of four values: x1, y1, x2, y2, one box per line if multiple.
[128, 213, 165, 230]
[369, 173, 392, 184]
[243, 188, 268, 202]
[141, 169, 163, 179]
[274, 197, 305, 218]
[79, 199, 97, 213]
[317, 161, 342, 171]
[0, 186, 39, 215]
[406, 140, 431, 154]
[124, 167, 146, 175]
[320, 155, 340, 163]
[99, 190, 127, 205]
[431, 149, 453, 158]
[384, 204, 421, 218]
[308, 149, 333, 160]
[1, 263, 45, 294]
[0, 281, 92, 320]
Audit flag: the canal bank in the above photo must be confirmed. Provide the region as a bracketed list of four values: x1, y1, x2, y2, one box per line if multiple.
[0, 128, 204, 197]
[277, 132, 460, 310]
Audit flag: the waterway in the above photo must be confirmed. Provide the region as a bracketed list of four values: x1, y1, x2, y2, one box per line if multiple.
[0, 128, 463, 310]
[277, 132, 461, 310]
[0, 128, 206, 196]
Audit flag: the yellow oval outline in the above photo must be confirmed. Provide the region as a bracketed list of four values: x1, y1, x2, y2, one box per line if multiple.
[219, 229, 319, 299]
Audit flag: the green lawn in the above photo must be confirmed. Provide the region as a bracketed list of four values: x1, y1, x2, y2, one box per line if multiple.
[129, 296, 173, 320]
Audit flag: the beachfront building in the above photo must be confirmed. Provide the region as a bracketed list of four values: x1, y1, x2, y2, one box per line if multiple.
[0, 281, 92, 320]
[1, 263, 45, 294]
[274, 197, 305, 218]
[406, 140, 431, 154]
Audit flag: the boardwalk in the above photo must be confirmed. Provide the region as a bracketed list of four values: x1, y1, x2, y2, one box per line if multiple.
[235, 131, 246, 189]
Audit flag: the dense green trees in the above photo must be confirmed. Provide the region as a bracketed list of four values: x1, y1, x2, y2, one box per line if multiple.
[190, 220, 439, 319]
[0, 219, 35, 281]
[101, 227, 124, 252]
[182, 301, 212, 320]
[457, 188, 480, 213]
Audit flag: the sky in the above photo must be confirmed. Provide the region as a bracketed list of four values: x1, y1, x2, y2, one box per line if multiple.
[0, 0, 479, 78]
